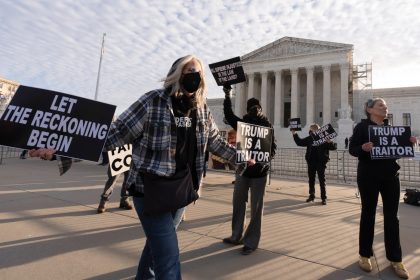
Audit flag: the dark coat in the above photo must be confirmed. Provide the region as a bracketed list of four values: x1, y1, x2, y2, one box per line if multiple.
[293, 133, 336, 164]
[349, 119, 400, 177]
[223, 95, 277, 178]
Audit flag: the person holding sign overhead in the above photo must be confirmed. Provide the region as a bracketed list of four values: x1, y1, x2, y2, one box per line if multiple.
[222, 85, 276, 255]
[31, 55, 240, 280]
[291, 124, 337, 205]
[349, 98, 416, 279]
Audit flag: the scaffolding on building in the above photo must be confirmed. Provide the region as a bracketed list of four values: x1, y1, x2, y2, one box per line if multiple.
[352, 62, 372, 91]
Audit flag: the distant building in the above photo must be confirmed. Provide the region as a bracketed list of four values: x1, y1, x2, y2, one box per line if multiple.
[0, 77, 19, 117]
[353, 87, 420, 136]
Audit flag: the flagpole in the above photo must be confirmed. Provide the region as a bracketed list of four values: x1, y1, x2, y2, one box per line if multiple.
[94, 33, 106, 101]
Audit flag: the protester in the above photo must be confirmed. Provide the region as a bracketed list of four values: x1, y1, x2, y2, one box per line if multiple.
[349, 98, 416, 279]
[31, 55, 240, 280]
[97, 168, 132, 213]
[222, 85, 276, 255]
[98, 151, 109, 166]
[292, 124, 337, 205]
[19, 149, 28, 159]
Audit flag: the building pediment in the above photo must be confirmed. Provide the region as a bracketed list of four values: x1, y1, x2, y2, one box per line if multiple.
[242, 37, 353, 62]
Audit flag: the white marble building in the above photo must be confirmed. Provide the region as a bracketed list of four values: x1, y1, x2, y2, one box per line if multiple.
[353, 87, 420, 136]
[232, 37, 354, 147]
[0, 77, 19, 118]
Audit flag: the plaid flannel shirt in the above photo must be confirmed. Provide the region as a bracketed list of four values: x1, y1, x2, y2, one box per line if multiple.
[58, 88, 236, 193]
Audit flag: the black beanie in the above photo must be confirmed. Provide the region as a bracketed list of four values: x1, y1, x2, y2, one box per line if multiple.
[247, 98, 261, 111]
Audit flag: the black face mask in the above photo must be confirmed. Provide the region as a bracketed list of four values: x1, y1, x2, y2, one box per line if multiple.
[181, 72, 201, 93]
[247, 106, 262, 117]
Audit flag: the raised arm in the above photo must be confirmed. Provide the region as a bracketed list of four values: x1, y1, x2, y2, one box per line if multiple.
[223, 85, 242, 131]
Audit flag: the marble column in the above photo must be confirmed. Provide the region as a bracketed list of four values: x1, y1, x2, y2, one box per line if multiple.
[247, 72, 255, 100]
[291, 68, 299, 118]
[322, 65, 331, 125]
[306, 66, 315, 126]
[234, 82, 243, 116]
[274, 70, 283, 127]
[340, 63, 350, 118]
[260, 71, 268, 116]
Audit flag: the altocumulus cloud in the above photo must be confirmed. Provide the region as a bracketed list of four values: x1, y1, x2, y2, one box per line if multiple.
[0, 0, 419, 114]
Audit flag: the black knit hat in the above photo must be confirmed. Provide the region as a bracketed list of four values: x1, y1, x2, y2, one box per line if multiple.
[246, 98, 261, 111]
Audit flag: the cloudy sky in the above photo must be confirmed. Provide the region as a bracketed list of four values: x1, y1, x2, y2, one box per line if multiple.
[1, 0, 419, 114]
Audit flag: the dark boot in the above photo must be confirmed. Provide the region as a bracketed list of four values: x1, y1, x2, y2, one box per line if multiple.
[119, 199, 133, 210]
[306, 196, 315, 202]
[97, 198, 107, 213]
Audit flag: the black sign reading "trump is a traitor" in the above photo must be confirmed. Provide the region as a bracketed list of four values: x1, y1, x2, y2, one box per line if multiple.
[235, 121, 273, 164]
[369, 125, 414, 159]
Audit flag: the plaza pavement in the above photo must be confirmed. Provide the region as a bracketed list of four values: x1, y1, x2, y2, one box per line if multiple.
[0, 158, 419, 280]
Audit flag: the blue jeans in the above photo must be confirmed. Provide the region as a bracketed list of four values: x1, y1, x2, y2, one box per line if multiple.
[133, 196, 184, 280]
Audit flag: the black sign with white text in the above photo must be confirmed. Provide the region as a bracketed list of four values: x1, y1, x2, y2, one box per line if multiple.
[209, 57, 246, 86]
[368, 125, 414, 159]
[289, 118, 302, 131]
[0, 85, 116, 161]
[310, 124, 337, 146]
[235, 121, 273, 163]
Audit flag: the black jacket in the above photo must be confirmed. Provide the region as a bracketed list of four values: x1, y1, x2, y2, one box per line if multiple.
[349, 119, 400, 176]
[293, 133, 336, 164]
[223, 95, 277, 178]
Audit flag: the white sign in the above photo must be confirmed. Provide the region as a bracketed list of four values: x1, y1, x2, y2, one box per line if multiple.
[108, 144, 132, 176]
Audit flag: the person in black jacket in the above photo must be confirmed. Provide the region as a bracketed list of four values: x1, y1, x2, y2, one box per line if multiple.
[222, 85, 277, 255]
[349, 98, 416, 279]
[292, 124, 336, 205]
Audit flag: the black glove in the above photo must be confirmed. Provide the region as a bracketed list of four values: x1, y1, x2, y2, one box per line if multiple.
[223, 84, 232, 97]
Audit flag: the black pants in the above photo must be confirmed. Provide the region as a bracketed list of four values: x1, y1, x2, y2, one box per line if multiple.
[358, 173, 402, 262]
[307, 161, 327, 199]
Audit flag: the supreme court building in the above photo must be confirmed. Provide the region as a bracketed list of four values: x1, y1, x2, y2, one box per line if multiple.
[232, 37, 354, 147]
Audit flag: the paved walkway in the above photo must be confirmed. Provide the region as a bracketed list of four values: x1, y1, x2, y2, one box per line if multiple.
[0, 159, 419, 280]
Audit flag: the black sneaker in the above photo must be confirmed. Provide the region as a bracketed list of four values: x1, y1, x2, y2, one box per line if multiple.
[322, 199, 327, 205]
[119, 199, 133, 210]
[241, 246, 255, 255]
[222, 237, 243, 245]
[306, 196, 315, 202]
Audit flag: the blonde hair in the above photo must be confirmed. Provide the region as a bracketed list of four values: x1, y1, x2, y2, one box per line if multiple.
[162, 55, 207, 108]
[309, 123, 320, 131]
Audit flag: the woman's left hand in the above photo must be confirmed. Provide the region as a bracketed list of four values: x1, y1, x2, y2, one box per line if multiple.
[247, 159, 256, 166]
[29, 148, 56, 160]
[410, 136, 418, 145]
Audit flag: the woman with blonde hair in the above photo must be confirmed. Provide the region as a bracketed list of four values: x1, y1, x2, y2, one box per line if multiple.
[31, 55, 239, 280]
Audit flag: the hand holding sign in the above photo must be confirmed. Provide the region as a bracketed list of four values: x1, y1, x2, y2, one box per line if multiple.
[29, 148, 56, 160]
[362, 142, 373, 152]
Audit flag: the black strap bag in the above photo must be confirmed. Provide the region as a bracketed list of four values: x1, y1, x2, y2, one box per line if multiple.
[141, 166, 199, 215]
[403, 188, 420, 206]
